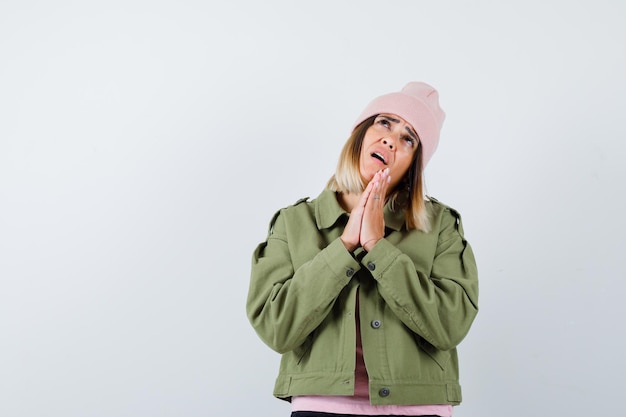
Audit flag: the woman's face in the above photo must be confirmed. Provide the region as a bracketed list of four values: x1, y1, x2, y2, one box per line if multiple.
[359, 113, 419, 191]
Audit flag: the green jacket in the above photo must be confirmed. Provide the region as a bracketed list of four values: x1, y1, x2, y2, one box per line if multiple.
[247, 189, 478, 406]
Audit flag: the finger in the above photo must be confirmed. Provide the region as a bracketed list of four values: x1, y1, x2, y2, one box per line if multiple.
[360, 172, 381, 208]
[366, 171, 385, 206]
[377, 168, 391, 203]
[343, 174, 379, 246]
[341, 214, 361, 251]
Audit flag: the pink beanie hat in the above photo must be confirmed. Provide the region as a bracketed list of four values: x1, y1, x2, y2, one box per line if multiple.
[353, 82, 446, 167]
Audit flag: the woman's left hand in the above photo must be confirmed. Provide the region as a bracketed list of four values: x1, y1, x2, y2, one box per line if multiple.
[360, 168, 390, 251]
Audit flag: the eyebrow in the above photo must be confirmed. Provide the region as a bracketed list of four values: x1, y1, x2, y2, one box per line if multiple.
[379, 115, 419, 142]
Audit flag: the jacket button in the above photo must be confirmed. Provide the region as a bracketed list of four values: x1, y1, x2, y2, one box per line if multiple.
[346, 268, 354, 277]
[371, 319, 381, 329]
[367, 262, 375, 271]
[379, 387, 390, 397]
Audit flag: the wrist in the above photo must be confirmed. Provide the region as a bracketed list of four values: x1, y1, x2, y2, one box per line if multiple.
[362, 238, 380, 252]
[340, 236, 358, 253]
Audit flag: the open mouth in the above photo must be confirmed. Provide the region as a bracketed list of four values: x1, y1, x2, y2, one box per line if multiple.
[371, 152, 387, 165]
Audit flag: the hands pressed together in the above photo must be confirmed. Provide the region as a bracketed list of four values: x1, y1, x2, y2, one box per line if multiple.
[340, 168, 391, 253]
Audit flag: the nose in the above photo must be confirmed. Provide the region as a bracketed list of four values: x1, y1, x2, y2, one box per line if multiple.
[382, 135, 396, 150]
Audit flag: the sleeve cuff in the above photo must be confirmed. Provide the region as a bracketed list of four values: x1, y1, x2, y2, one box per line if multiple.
[361, 238, 401, 279]
[321, 238, 363, 283]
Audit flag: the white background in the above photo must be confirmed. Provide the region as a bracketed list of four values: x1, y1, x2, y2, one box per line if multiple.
[1, 1, 625, 416]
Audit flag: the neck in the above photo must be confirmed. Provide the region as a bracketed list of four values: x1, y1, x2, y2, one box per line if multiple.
[337, 191, 361, 213]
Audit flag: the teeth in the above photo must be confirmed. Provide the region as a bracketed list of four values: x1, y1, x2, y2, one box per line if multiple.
[372, 152, 386, 164]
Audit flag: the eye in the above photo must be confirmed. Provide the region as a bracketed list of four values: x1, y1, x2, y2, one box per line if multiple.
[403, 135, 415, 146]
[376, 118, 391, 129]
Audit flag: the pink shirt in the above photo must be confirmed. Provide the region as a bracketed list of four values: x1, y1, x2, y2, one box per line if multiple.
[291, 302, 453, 416]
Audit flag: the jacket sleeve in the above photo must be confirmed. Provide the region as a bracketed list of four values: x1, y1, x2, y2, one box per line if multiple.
[246, 209, 361, 354]
[362, 207, 479, 351]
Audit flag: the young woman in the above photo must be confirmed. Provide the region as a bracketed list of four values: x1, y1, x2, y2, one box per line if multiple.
[247, 82, 479, 417]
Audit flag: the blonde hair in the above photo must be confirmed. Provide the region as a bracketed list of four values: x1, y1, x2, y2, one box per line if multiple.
[327, 115, 431, 232]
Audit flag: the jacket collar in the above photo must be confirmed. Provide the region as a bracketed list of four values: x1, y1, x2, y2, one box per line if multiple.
[315, 189, 406, 232]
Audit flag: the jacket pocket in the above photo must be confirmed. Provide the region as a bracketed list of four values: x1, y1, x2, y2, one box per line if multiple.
[295, 334, 314, 365]
[415, 336, 450, 371]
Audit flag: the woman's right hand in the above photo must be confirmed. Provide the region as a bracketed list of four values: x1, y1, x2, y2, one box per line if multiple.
[339, 171, 380, 252]
[360, 168, 390, 251]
